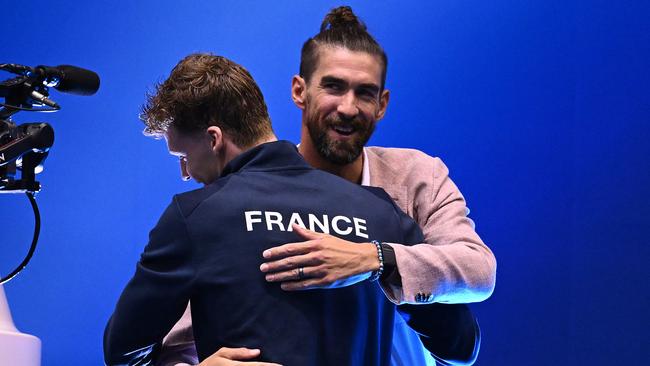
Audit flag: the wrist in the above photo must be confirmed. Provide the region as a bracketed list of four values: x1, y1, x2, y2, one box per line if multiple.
[361, 242, 381, 272]
[368, 240, 385, 282]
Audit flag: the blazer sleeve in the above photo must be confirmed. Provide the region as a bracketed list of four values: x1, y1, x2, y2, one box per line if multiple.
[377, 153, 497, 304]
[104, 197, 196, 366]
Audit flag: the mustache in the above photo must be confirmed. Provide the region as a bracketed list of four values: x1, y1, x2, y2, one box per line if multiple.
[324, 115, 366, 130]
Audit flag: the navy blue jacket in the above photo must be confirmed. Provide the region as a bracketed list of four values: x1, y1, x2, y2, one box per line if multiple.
[104, 141, 425, 366]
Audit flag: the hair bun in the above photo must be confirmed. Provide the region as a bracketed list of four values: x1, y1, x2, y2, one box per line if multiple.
[320, 6, 366, 32]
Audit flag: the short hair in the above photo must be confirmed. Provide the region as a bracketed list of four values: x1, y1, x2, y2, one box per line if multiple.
[140, 53, 273, 147]
[299, 6, 388, 89]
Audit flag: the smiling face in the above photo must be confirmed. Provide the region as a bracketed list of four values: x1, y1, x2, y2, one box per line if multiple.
[295, 46, 389, 166]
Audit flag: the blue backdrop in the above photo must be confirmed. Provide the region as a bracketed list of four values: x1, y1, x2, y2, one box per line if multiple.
[2, 1, 649, 365]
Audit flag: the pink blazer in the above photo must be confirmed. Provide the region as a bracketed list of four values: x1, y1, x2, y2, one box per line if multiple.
[366, 146, 496, 304]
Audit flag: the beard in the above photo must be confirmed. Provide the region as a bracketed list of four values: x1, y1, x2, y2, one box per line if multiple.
[306, 110, 375, 166]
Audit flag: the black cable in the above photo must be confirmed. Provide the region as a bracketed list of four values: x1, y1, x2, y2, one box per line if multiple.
[0, 192, 41, 285]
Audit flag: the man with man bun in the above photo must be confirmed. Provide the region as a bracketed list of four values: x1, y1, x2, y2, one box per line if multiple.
[161, 6, 494, 366]
[272, 4, 496, 305]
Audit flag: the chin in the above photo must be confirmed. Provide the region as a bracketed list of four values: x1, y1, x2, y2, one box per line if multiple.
[321, 146, 362, 165]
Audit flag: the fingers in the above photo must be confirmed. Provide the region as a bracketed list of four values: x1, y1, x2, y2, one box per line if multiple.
[262, 241, 313, 260]
[263, 268, 301, 283]
[214, 347, 261, 360]
[291, 224, 323, 240]
[203, 347, 283, 365]
[260, 252, 320, 275]
[280, 277, 327, 291]
[265, 264, 327, 283]
[262, 226, 325, 259]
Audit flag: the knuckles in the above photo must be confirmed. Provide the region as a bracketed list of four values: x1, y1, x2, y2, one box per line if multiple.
[314, 253, 326, 263]
[281, 259, 294, 268]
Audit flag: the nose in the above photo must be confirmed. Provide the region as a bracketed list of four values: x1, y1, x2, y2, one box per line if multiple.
[337, 91, 359, 119]
[180, 159, 190, 181]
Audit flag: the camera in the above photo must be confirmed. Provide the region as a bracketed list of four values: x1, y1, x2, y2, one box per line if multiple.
[0, 63, 98, 193]
[0, 62, 99, 284]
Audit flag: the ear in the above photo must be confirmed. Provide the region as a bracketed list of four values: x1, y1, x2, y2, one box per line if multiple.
[206, 126, 223, 153]
[376, 88, 390, 121]
[291, 75, 307, 110]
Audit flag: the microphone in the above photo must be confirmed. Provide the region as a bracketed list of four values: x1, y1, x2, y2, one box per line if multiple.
[33, 65, 100, 96]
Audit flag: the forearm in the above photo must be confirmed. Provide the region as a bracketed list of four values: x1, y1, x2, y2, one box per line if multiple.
[376, 192, 497, 304]
[382, 235, 496, 304]
[380, 156, 497, 304]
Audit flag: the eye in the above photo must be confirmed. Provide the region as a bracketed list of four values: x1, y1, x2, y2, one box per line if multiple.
[179, 156, 187, 163]
[359, 89, 373, 97]
[356, 89, 377, 102]
[324, 83, 342, 91]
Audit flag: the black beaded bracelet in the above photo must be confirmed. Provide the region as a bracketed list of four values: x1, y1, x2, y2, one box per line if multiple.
[369, 240, 385, 282]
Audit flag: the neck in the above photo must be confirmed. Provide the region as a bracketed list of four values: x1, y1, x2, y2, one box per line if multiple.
[299, 129, 363, 184]
[223, 134, 278, 166]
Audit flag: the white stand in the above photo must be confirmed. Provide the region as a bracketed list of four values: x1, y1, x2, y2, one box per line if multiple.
[0, 284, 41, 366]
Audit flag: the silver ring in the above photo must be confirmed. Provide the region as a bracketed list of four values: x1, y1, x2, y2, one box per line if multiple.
[298, 267, 305, 279]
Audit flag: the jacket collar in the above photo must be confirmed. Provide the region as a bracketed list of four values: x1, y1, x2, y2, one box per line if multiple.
[219, 140, 309, 178]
